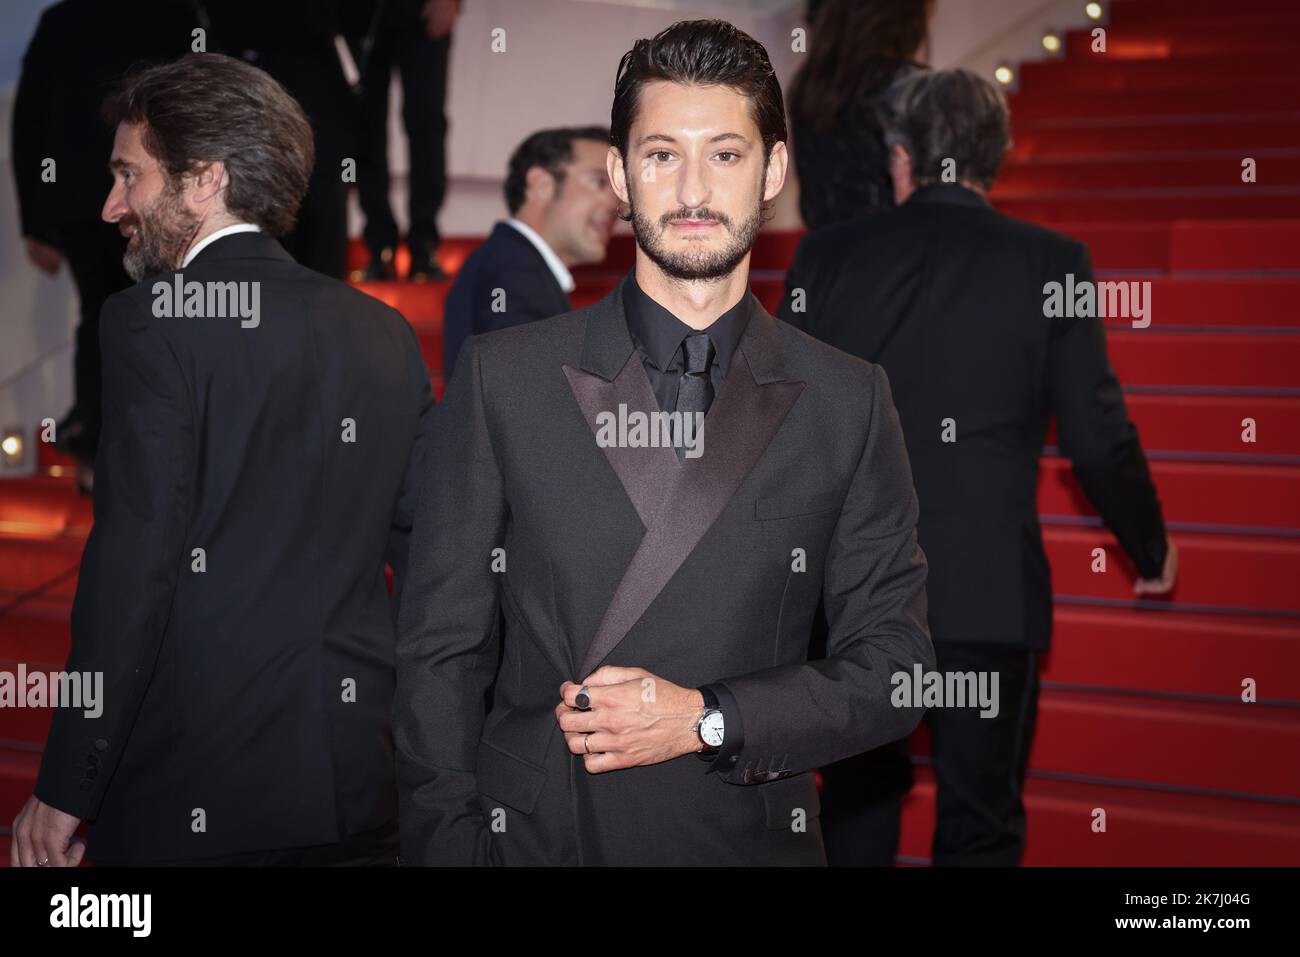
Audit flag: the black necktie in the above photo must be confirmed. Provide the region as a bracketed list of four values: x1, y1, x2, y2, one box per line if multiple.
[675, 333, 715, 417]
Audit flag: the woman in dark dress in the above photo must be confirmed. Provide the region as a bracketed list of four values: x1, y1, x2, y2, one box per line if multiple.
[789, 0, 933, 230]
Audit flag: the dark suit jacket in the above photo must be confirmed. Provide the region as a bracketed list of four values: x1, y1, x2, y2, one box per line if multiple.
[779, 184, 1167, 649]
[441, 221, 572, 381]
[396, 275, 934, 865]
[10, 0, 196, 242]
[34, 232, 434, 862]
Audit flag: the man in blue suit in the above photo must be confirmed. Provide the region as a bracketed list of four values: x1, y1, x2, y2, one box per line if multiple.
[442, 126, 618, 380]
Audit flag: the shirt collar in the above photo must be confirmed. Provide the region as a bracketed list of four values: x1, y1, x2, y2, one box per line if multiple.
[181, 223, 264, 268]
[623, 269, 751, 376]
[905, 183, 990, 209]
[504, 217, 576, 293]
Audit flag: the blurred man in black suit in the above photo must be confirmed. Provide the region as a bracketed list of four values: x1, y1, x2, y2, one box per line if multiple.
[10, 54, 433, 867]
[780, 68, 1176, 866]
[11, 0, 197, 489]
[203, 0, 354, 279]
[441, 126, 618, 381]
[346, 0, 462, 282]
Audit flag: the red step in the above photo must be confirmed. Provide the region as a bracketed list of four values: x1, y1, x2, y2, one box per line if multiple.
[1044, 526, 1300, 612]
[1109, 0, 1300, 28]
[1034, 690, 1300, 799]
[899, 765, 1300, 865]
[1011, 89, 1299, 119]
[1009, 115, 1300, 158]
[1046, 605, 1300, 700]
[909, 688, 1300, 800]
[1105, 331, 1300, 388]
[0, 476, 92, 537]
[0, 748, 41, 826]
[1019, 57, 1300, 93]
[1038, 456, 1300, 530]
[1170, 220, 1300, 271]
[1098, 277, 1300, 328]
[998, 154, 1300, 193]
[1047, 393, 1300, 456]
[1065, 25, 1300, 59]
[1040, 219, 1300, 271]
[0, 701, 52, 749]
[993, 190, 1300, 223]
[0, 535, 84, 595]
[0, 599, 72, 665]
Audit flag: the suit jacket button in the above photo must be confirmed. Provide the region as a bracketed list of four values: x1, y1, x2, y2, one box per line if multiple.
[94, 739, 108, 751]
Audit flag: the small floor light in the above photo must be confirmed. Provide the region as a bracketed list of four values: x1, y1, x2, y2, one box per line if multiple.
[1, 429, 25, 470]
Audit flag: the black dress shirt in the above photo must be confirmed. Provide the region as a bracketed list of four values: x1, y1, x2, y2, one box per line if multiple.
[622, 270, 751, 414]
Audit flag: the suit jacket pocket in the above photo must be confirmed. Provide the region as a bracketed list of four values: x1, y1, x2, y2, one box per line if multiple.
[760, 771, 822, 829]
[754, 489, 842, 521]
[477, 739, 547, 814]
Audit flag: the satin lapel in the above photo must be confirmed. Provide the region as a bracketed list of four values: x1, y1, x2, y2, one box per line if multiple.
[563, 354, 679, 529]
[577, 347, 806, 678]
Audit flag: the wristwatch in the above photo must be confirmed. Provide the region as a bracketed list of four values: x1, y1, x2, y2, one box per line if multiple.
[693, 686, 725, 759]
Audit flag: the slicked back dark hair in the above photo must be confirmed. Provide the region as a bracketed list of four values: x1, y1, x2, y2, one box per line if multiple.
[876, 68, 1012, 190]
[103, 53, 314, 237]
[611, 19, 787, 162]
[503, 126, 611, 214]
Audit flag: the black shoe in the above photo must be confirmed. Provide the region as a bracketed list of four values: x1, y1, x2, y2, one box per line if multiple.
[363, 247, 397, 282]
[407, 250, 448, 283]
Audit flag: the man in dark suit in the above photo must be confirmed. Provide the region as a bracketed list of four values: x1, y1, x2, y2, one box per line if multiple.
[396, 19, 933, 866]
[441, 126, 618, 381]
[203, 0, 354, 279]
[10, 54, 433, 867]
[779, 68, 1176, 866]
[345, 0, 462, 282]
[11, 0, 198, 488]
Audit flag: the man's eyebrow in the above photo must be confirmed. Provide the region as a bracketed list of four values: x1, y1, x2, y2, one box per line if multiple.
[636, 132, 751, 147]
[108, 158, 132, 172]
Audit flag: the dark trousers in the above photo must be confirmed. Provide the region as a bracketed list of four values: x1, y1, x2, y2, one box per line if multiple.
[352, 8, 451, 258]
[928, 642, 1040, 865]
[820, 738, 912, 866]
[95, 820, 399, 867]
[820, 641, 1041, 866]
[58, 220, 131, 457]
[270, 57, 354, 280]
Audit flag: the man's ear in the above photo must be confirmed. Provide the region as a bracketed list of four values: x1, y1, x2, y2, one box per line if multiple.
[606, 146, 630, 206]
[763, 141, 788, 202]
[524, 165, 558, 207]
[190, 160, 227, 206]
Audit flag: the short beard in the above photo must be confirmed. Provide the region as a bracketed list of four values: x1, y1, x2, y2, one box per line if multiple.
[121, 178, 202, 281]
[629, 196, 761, 284]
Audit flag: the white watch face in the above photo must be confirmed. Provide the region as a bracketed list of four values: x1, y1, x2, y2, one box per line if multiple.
[700, 711, 725, 748]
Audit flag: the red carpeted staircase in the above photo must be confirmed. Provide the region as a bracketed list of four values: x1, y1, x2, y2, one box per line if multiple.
[1, 0, 1298, 865]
